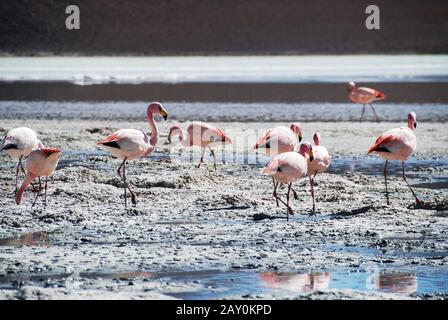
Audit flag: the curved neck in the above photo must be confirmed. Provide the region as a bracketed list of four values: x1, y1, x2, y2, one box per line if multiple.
[408, 119, 415, 131]
[15, 173, 37, 205]
[177, 127, 190, 147]
[147, 112, 158, 147]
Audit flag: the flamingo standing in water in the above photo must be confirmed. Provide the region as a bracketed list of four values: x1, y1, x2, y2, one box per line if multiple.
[97, 102, 168, 208]
[15, 147, 61, 207]
[368, 112, 420, 205]
[261, 143, 313, 221]
[1, 127, 44, 193]
[347, 81, 386, 122]
[307, 133, 331, 215]
[254, 123, 303, 204]
[167, 121, 233, 170]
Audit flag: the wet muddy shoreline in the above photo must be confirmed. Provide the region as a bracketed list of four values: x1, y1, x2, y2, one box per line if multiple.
[0, 113, 447, 300]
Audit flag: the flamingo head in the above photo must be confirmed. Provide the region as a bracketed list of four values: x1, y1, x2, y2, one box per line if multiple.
[290, 123, 303, 142]
[1, 136, 16, 151]
[221, 133, 233, 144]
[347, 81, 356, 92]
[313, 132, 321, 146]
[167, 125, 181, 143]
[148, 102, 168, 121]
[299, 142, 314, 161]
[408, 112, 417, 130]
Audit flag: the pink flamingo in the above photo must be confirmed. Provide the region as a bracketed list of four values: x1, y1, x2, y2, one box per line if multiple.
[254, 123, 302, 157]
[347, 81, 386, 122]
[261, 143, 314, 221]
[15, 147, 61, 207]
[254, 123, 303, 204]
[97, 102, 169, 207]
[167, 121, 233, 170]
[368, 112, 420, 205]
[1, 127, 44, 193]
[307, 132, 331, 215]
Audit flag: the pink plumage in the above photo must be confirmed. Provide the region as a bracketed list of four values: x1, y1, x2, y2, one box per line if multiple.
[15, 147, 61, 206]
[1, 127, 45, 193]
[307, 132, 331, 215]
[168, 121, 233, 170]
[368, 112, 420, 205]
[254, 123, 302, 157]
[347, 81, 386, 122]
[261, 143, 313, 220]
[97, 102, 169, 207]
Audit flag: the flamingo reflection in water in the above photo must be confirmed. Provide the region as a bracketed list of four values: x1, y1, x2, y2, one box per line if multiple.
[259, 272, 331, 293]
[369, 273, 417, 294]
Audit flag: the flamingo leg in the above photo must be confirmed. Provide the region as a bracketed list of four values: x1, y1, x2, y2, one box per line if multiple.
[290, 186, 299, 200]
[197, 148, 205, 168]
[275, 192, 293, 218]
[274, 184, 288, 208]
[402, 161, 421, 205]
[384, 160, 390, 205]
[209, 147, 217, 170]
[117, 158, 127, 208]
[44, 176, 48, 208]
[32, 176, 41, 207]
[123, 160, 137, 207]
[309, 175, 316, 216]
[286, 183, 293, 220]
[369, 103, 381, 122]
[117, 158, 137, 208]
[123, 160, 127, 208]
[360, 104, 366, 122]
[272, 178, 279, 206]
[14, 156, 23, 194]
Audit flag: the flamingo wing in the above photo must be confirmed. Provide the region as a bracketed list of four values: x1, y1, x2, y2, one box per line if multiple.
[188, 122, 230, 146]
[261, 152, 302, 176]
[368, 134, 395, 154]
[97, 133, 121, 149]
[254, 129, 272, 149]
[358, 87, 386, 101]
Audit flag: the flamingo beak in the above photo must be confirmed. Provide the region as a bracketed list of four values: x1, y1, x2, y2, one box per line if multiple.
[1, 144, 18, 151]
[223, 135, 233, 144]
[167, 134, 172, 144]
[309, 150, 314, 161]
[414, 122, 417, 129]
[159, 107, 168, 121]
[298, 135, 303, 142]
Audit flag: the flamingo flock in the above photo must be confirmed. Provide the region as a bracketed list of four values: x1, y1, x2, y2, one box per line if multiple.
[1, 83, 422, 219]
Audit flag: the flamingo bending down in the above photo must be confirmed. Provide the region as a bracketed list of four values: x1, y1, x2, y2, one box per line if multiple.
[167, 121, 233, 170]
[1, 127, 44, 193]
[15, 147, 61, 207]
[307, 133, 331, 215]
[368, 112, 420, 205]
[97, 102, 168, 208]
[254, 123, 302, 157]
[261, 143, 314, 221]
[254, 123, 303, 204]
[347, 82, 386, 122]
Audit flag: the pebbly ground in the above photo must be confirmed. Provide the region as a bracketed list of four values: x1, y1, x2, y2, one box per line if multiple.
[0, 119, 447, 300]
